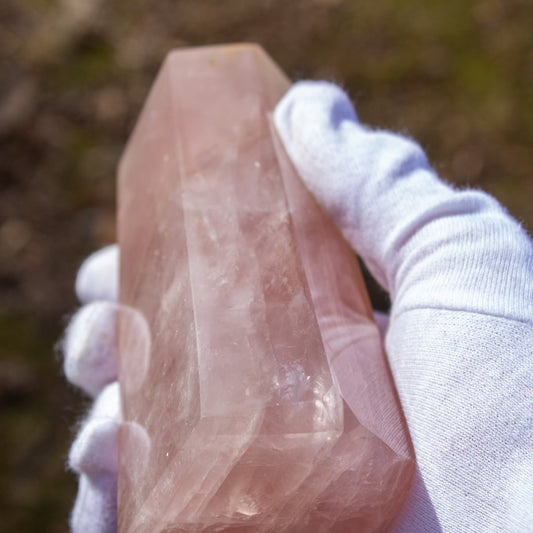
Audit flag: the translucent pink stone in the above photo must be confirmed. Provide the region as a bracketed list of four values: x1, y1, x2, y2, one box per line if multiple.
[117, 44, 414, 533]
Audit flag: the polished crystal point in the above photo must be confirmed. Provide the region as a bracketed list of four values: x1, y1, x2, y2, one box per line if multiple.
[117, 44, 414, 533]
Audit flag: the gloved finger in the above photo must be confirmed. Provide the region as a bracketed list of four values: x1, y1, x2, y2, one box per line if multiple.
[64, 301, 118, 397]
[69, 382, 121, 475]
[274, 82, 533, 322]
[70, 474, 117, 533]
[69, 382, 120, 533]
[76, 244, 119, 304]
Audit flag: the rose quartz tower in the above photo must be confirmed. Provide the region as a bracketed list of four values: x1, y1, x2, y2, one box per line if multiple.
[117, 44, 414, 533]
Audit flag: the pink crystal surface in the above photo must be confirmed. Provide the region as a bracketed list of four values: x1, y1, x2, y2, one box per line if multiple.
[117, 44, 414, 533]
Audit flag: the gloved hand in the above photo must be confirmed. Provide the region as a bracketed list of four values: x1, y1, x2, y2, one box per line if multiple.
[63, 82, 533, 533]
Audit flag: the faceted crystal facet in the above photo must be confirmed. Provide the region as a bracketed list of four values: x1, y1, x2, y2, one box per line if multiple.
[117, 44, 414, 533]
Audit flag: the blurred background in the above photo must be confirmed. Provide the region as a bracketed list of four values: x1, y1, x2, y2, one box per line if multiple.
[1, 0, 532, 530]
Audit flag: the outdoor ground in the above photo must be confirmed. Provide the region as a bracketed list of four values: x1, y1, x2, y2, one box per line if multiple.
[1, 1, 532, 531]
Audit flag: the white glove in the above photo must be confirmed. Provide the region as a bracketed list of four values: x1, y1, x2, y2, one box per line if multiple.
[275, 82, 533, 532]
[63, 82, 533, 532]
[64, 245, 121, 533]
